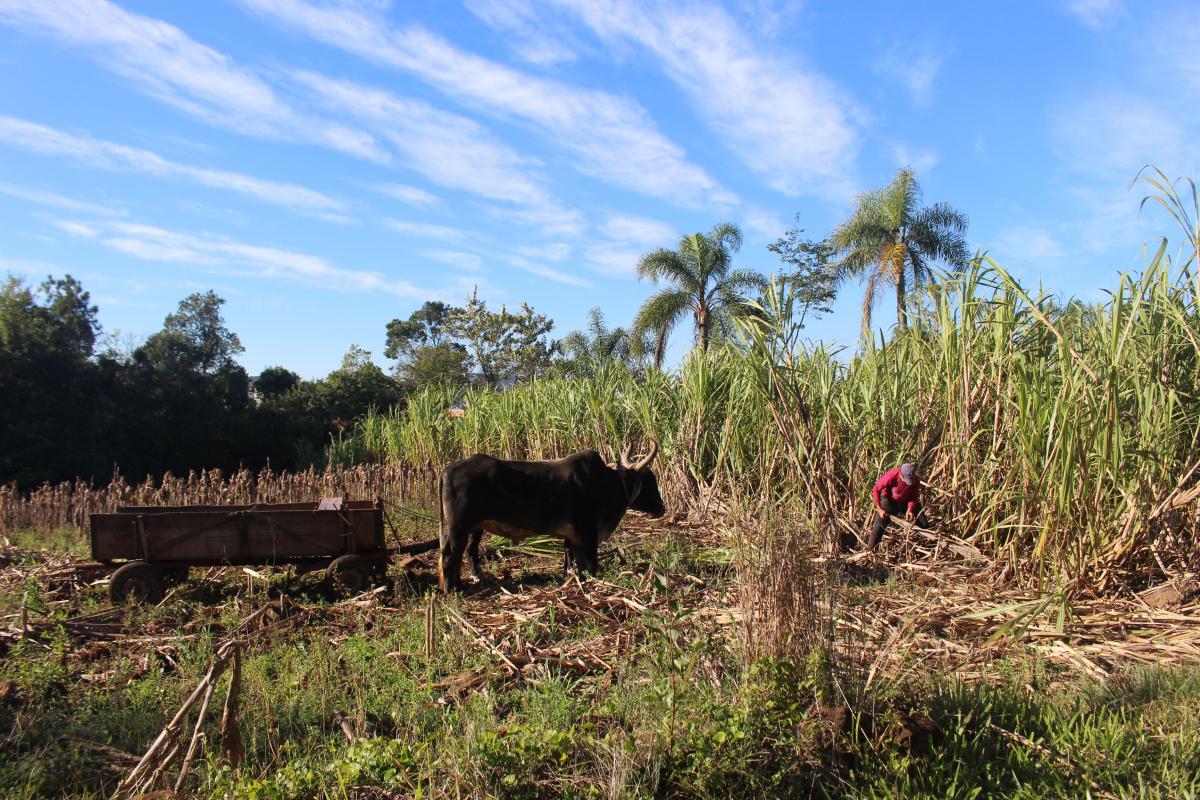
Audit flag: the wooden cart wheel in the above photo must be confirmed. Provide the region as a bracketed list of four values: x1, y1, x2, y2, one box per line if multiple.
[109, 561, 164, 604]
[326, 554, 371, 596]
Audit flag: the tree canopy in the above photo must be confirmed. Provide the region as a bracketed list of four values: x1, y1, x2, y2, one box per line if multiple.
[828, 167, 969, 335]
[633, 222, 767, 368]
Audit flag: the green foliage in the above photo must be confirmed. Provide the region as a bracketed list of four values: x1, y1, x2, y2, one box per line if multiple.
[254, 366, 301, 399]
[768, 215, 839, 327]
[385, 293, 557, 389]
[633, 222, 768, 368]
[828, 167, 968, 334]
[0, 275, 102, 485]
[556, 307, 650, 378]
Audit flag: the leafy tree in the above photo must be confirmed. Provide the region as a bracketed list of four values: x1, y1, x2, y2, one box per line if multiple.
[0, 275, 103, 485]
[385, 301, 468, 389]
[558, 308, 650, 377]
[633, 222, 767, 369]
[768, 217, 839, 329]
[139, 290, 244, 374]
[254, 366, 301, 399]
[446, 290, 557, 386]
[828, 167, 968, 334]
[320, 346, 402, 423]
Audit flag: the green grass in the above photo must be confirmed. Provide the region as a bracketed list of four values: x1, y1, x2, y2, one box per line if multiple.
[3, 529, 1200, 800]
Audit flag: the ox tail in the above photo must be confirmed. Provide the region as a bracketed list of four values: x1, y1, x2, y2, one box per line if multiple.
[436, 470, 446, 590]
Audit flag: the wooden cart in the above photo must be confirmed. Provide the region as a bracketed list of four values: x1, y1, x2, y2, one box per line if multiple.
[90, 498, 390, 603]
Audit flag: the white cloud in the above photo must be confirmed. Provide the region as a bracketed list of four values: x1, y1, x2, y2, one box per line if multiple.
[425, 250, 484, 271]
[382, 220, 467, 241]
[0, 0, 388, 163]
[551, 0, 860, 198]
[0, 116, 349, 218]
[585, 243, 643, 276]
[0, 254, 64, 277]
[600, 214, 676, 246]
[891, 143, 941, 174]
[1063, 0, 1123, 29]
[237, 0, 732, 206]
[0, 181, 125, 216]
[483, 203, 587, 238]
[51, 220, 101, 238]
[465, 0, 578, 66]
[517, 243, 571, 262]
[509, 259, 591, 287]
[294, 72, 551, 208]
[988, 226, 1066, 264]
[743, 207, 784, 240]
[61, 219, 427, 296]
[1050, 93, 1196, 181]
[1150, 6, 1200, 92]
[875, 45, 943, 107]
[374, 183, 440, 208]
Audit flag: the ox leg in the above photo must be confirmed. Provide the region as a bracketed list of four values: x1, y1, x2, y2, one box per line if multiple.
[580, 539, 600, 575]
[438, 520, 469, 593]
[466, 527, 487, 581]
[562, 543, 577, 575]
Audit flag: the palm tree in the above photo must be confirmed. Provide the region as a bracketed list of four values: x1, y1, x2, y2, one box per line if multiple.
[828, 168, 968, 334]
[559, 307, 650, 377]
[633, 222, 767, 369]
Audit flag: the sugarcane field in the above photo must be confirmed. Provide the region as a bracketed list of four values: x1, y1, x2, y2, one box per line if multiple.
[5, 5, 1200, 797]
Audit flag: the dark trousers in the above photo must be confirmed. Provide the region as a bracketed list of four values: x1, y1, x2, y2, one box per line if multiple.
[866, 497, 928, 550]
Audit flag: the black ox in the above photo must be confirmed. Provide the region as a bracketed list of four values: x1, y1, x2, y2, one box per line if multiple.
[437, 440, 664, 592]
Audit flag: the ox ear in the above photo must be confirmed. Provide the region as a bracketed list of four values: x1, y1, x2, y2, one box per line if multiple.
[631, 438, 659, 471]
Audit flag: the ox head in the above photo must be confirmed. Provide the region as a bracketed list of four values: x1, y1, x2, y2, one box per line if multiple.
[617, 439, 665, 518]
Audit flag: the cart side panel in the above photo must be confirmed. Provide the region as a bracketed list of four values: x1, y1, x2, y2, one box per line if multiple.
[90, 514, 139, 562]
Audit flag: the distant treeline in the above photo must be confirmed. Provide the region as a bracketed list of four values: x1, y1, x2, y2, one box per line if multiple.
[0, 275, 634, 489]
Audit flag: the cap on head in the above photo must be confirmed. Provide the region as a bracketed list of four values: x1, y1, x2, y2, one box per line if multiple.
[900, 463, 917, 484]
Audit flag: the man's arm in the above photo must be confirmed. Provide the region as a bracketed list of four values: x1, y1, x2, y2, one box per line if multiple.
[872, 469, 895, 510]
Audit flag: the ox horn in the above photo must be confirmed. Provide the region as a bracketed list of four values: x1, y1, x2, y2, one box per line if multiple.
[619, 440, 635, 469]
[630, 438, 658, 471]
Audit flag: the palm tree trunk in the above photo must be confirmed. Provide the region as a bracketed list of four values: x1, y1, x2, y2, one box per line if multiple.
[696, 307, 710, 352]
[895, 267, 908, 330]
[654, 327, 668, 370]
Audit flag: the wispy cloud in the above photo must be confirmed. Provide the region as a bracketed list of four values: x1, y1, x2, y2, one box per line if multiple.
[237, 0, 732, 206]
[506, 254, 591, 287]
[374, 183, 441, 208]
[1150, 5, 1200, 92]
[599, 214, 676, 247]
[551, 0, 860, 198]
[382, 220, 467, 241]
[1062, 0, 1123, 29]
[1050, 93, 1195, 181]
[891, 143, 941, 174]
[584, 244, 643, 277]
[57, 218, 428, 296]
[294, 71, 547, 207]
[988, 226, 1066, 264]
[425, 250, 484, 271]
[517, 242, 571, 262]
[0, 0, 388, 162]
[743, 207, 784, 240]
[0, 181, 126, 216]
[0, 253, 65, 277]
[0, 116, 349, 218]
[465, 0, 578, 66]
[874, 43, 943, 107]
[483, 203, 586, 238]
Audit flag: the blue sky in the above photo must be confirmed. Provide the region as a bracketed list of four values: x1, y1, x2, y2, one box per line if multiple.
[2, 0, 1198, 377]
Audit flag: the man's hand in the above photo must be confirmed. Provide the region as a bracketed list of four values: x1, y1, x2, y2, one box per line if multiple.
[905, 510, 915, 522]
[877, 507, 888, 519]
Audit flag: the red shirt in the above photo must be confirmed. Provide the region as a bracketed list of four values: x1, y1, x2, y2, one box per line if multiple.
[872, 467, 920, 512]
